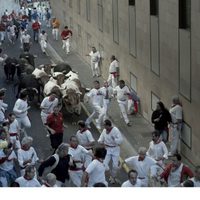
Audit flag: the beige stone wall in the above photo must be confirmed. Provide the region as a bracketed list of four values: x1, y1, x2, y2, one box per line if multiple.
[49, 0, 200, 165]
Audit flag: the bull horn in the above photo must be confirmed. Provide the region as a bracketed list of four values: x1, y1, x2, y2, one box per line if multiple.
[32, 88, 38, 94]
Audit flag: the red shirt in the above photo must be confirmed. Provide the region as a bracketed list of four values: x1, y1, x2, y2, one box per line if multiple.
[32, 21, 40, 31]
[61, 30, 72, 40]
[46, 112, 64, 133]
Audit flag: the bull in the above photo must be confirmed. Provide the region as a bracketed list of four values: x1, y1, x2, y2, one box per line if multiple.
[4, 57, 18, 81]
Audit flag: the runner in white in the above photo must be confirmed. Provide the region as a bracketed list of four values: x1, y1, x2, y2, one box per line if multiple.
[98, 119, 123, 184]
[76, 120, 95, 167]
[121, 169, 142, 187]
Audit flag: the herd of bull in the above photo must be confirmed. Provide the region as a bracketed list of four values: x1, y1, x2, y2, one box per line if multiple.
[3, 52, 85, 115]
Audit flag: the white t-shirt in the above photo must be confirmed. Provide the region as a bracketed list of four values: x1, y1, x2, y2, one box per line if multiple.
[15, 176, 41, 187]
[121, 179, 142, 187]
[68, 145, 89, 168]
[40, 97, 58, 115]
[147, 141, 168, 161]
[87, 88, 103, 107]
[39, 33, 48, 41]
[114, 86, 130, 101]
[86, 159, 108, 187]
[17, 147, 39, 168]
[22, 34, 31, 43]
[109, 60, 119, 73]
[0, 150, 17, 171]
[89, 51, 100, 63]
[168, 164, 183, 187]
[100, 86, 113, 99]
[169, 104, 183, 123]
[76, 129, 95, 149]
[125, 156, 157, 180]
[13, 99, 29, 118]
[9, 119, 19, 134]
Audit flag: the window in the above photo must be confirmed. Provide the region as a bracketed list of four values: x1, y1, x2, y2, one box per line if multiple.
[129, 1, 136, 56]
[86, 0, 91, 22]
[69, 0, 72, 8]
[112, 0, 119, 43]
[129, 0, 135, 6]
[150, 0, 159, 16]
[77, 0, 81, 15]
[86, 33, 92, 51]
[151, 92, 160, 111]
[130, 73, 137, 93]
[70, 17, 73, 29]
[181, 122, 192, 149]
[98, 0, 103, 32]
[78, 24, 81, 37]
[179, 0, 191, 29]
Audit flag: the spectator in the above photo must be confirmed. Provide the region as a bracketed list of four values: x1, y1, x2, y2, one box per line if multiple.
[21, 30, 31, 52]
[52, 17, 60, 40]
[32, 19, 40, 42]
[151, 101, 171, 143]
[39, 30, 48, 54]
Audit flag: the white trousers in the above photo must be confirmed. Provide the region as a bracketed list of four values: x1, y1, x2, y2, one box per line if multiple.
[107, 74, 117, 88]
[62, 39, 70, 53]
[69, 170, 83, 187]
[170, 126, 181, 155]
[16, 116, 31, 137]
[0, 31, 5, 41]
[52, 28, 59, 40]
[40, 39, 47, 53]
[91, 62, 100, 77]
[102, 99, 110, 120]
[117, 100, 129, 124]
[104, 147, 120, 178]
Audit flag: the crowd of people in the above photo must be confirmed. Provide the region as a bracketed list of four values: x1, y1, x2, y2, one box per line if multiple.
[0, 1, 199, 188]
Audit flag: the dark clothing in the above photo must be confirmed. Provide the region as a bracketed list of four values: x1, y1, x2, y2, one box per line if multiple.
[19, 53, 35, 67]
[50, 132, 63, 150]
[151, 109, 171, 131]
[38, 154, 71, 183]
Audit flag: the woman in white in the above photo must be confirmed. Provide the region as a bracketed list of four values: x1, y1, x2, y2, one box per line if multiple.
[39, 30, 48, 54]
[81, 147, 108, 187]
[17, 136, 39, 176]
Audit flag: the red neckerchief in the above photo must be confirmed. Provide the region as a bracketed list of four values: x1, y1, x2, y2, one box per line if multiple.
[154, 138, 162, 145]
[80, 128, 88, 134]
[21, 146, 29, 151]
[70, 144, 78, 149]
[138, 156, 145, 162]
[106, 127, 113, 134]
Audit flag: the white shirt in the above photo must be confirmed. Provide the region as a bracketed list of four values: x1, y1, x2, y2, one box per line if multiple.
[125, 156, 157, 180]
[100, 86, 113, 100]
[8, 25, 16, 35]
[15, 176, 41, 187]
[121, 179, 142, 187]
[68, 145, 89, 168]
[40, 97, 58, 115]
[87, 88, 103, 107]
[0, 99, 8, 110]
[114, 86, 130, 101]
[109, 60, 119, 73]
[17, 147, 39, 168]
[22, 34, 31, 43]
[86, 159, 108, 187]
[13, 99, 29, 118]
[147, 141, 168, 161]
[0, 150, 17, 171]
[76, 129, 95, 149]
[98, 127, 123, 150]
[190, 177, 200, 187]
[8, 119, 19, 134]
[89, 51, 100, 63]
[169, 104, 183, 124]
[39, 33, 48, 41]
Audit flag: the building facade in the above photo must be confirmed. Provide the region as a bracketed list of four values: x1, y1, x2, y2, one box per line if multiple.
[49, 0, 200, 165]
[0, 0, 20, 16]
